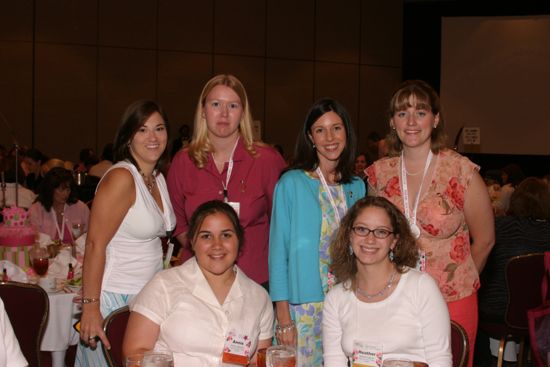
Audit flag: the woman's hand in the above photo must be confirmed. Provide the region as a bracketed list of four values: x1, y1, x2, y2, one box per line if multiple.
[275, 301, 297, 347]
[79, 303, 110, 350]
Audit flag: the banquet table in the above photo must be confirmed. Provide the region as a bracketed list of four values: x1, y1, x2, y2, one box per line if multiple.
[41, 290, 80, 367]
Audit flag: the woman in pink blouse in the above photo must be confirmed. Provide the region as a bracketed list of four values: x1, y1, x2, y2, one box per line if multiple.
[366, 80, 494, 367]
[29, 167, 90, 243]
[167, 74, 286, 287]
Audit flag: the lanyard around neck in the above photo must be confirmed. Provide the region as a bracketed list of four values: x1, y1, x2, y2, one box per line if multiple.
[51, 204, 67, 242]
[214, 137, 240, 202]
[400, 150, 433, 229]
[316, 167, 347, 224]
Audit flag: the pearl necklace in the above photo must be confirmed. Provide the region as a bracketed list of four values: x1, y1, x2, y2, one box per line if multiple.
[356, 270, 397, 300]
[140, 170, 156, 194]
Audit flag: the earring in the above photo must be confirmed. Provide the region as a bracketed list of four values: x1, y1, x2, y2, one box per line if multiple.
[312, 143, 316, 148]
[433, 124, 437, 129]
[349, 245, 354, 256]
[389, 249, 394, 262]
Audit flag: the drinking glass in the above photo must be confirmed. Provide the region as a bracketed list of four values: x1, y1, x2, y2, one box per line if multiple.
[142, 352, 173, 367]
[30, 246, 49, 276]
[382, 358, 414, 367]
[257, 348, 267, 367]
[71, 222, 83, 239]
[124, 354, 143, 367]
[266, 345, 296, 367]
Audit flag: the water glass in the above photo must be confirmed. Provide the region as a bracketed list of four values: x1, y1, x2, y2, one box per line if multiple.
[125, 352, 173, 367]
[266, 345, 296, 367]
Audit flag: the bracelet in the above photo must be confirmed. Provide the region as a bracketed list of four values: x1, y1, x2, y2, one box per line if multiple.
[81, 297, 100, 304]
[275, 321, 296, 334]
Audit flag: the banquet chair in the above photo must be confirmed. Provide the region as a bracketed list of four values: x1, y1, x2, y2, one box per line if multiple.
[102, 305, 130, 367]
[0, 281, 49, 367]
[478, 252, 545, 367]
[451, 320, 469, 367]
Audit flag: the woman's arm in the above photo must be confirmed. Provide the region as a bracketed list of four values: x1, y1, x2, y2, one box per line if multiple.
[79, 168, 135, 349]
[322, 290, 348, 367]
[122, 312, 160, 358]
[464, 171, 495, 273]
[418, 274, 452, 367]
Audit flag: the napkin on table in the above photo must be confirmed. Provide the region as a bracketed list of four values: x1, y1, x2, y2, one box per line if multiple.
[0, 260, 29, 283]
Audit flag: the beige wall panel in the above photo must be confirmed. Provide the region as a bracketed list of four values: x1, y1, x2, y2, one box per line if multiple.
[34, 44, 97, 161]
[0, 0, 33, 41]
[266, 0, 314, 59]
[265, 59, 314, 154]
[0, 42, 33, 148]
[157, 51, 212, 137]
[314, 62, 360, 128]
[214, 0, 266, 56]
[97, 47, 156, 148]
[361, 0, 402, 67]
[358, 65, 401, 152]
[316, 0, 360, 63]
[214, 55, 265, 126]
[99, 0, 157, 49]
[36, 0, 98, 45]
[158, 0, 214, 52]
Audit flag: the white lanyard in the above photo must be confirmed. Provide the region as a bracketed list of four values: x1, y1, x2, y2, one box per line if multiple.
[214, 137, 240, 203]
[316, 167, 347, 224]
[400, 150, 433, 238]
[51, 204, 67, 242]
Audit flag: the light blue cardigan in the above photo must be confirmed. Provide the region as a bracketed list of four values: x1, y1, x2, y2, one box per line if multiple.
[268, 169, 366, 304]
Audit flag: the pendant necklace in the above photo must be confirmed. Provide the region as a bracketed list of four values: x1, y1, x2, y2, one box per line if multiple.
[356, 270, 397, 300]
[141, 170, 156, 194]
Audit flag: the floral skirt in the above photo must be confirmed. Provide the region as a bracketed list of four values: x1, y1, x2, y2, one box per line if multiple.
[289, 301, 324, 367]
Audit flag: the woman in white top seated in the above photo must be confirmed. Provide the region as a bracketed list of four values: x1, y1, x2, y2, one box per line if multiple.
[323, 196, 452, 367]
[123, 200, 274, 366]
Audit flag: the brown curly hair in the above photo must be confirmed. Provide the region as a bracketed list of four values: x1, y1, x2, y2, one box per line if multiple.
[330, 196, 419, 290]
[385, 80, 448, 157]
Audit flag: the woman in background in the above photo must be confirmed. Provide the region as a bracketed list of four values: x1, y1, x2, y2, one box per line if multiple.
[124, 200, 273, 366]
[76, 100, 175, 366]
[269, 98, 365, 366]
[168, 74, 285, 287]
[324, 196, 451, 367]
[366, 80, 494, 367]
[29, 167, 89, 243]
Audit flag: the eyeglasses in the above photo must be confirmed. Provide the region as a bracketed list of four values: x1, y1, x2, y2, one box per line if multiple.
[351, 226, 394, 239]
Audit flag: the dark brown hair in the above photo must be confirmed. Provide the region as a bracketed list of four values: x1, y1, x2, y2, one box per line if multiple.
[330, 196, 419, 289]
[508, 177, 550, 221]
[36, 167, 79, 211]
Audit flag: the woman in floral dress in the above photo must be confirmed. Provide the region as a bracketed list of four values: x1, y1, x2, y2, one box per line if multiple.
[366, 80, 495, 367]
[269, 98, 365, 366]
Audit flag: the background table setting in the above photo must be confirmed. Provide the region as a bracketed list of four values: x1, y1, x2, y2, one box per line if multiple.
[0, 232, 85, 367]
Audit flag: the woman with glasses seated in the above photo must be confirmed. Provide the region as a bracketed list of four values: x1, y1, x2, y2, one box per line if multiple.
[323, 196, 451, 367]
[29, 167, 90, 243]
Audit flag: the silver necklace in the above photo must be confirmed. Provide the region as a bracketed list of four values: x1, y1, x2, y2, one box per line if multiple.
[356, 270, 397, 300]
[140, 171, 156, 194]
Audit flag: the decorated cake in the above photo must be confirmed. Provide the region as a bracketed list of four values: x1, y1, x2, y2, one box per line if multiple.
[0, 207, 36, 269]
[0, 207, 36, 247]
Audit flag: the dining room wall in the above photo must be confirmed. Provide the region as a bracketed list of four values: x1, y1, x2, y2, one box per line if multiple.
[0, 0, 403, 163]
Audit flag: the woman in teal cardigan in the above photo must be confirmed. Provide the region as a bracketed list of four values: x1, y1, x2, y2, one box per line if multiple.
[269, 98, 365, 366]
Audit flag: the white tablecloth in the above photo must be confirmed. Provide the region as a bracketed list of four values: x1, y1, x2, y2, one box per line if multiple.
[40, 291, 80, 351]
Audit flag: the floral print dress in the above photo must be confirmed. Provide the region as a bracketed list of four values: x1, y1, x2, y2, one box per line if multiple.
[289, 176, 347, 367]
[366, 149, 480, 302]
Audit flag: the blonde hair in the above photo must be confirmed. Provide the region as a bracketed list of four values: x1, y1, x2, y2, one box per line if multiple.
[188, 74, 257, 168]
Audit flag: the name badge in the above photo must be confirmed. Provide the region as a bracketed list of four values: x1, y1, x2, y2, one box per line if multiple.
[222, 330, 251, 366]
[415, 250, 426, 272]
[352, 341, 383, 367]
[227, 202, 240, 217]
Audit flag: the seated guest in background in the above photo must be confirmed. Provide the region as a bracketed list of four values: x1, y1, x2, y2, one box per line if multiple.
[29, 167, 90, 243]
[0, 298, 27, 367]
[0, 157, 37, 208]
[493, 163, 526, 214]
[41, 158, 66, 176]
[88, 143, 114, 178]
[21, 148, 47, 193]
[75, 148, 99, 174]
[482, 169, 504, 216]
[323, 196, 451, 367]
[354, 153, 368, 179]
[476, 177, 550, 364]
[123, 200, 273, 366]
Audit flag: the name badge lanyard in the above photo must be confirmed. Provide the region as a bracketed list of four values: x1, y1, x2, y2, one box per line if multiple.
[400, 150, 433, 239]
[217, 137, 240, 203]
[316, 167, 347, 224]
[51, 204, 67, 242]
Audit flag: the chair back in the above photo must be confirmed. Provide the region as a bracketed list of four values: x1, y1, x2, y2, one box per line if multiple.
[450, 320, 469, 367]
[102, 305, 130, 367]
[0, 281, 49, 367]
[505, 253, 545, 329]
